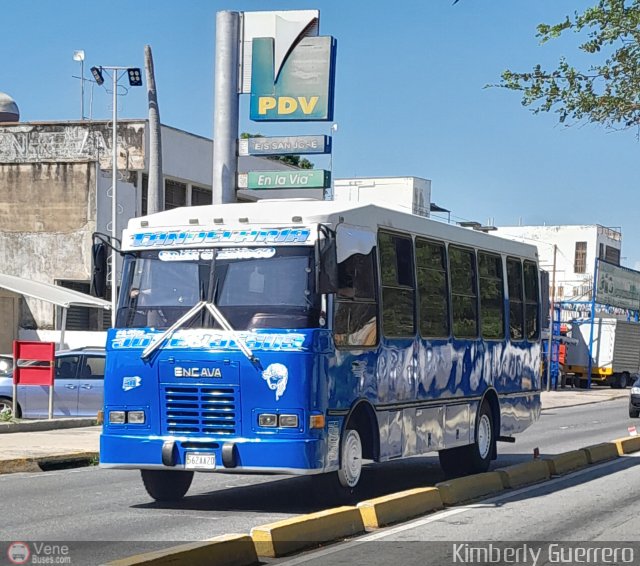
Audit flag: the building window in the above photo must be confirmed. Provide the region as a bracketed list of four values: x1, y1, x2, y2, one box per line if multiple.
[191, 186, 211, 206]
[605, 245, 620, 266]
[574, 241, 587, 273]
[416, 238, 450, 338]
[379, 232, 415, 337]
[141, 173, 148, 216]
[449, 246, 478, 339]
[56, 281, 109, 331]
[478, 252, 505, 340]
[599, 243, 604, 259]
[165, 179, 187, 210]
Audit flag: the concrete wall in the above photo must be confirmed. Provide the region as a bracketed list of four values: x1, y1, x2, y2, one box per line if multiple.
[0, 161, 97, 329]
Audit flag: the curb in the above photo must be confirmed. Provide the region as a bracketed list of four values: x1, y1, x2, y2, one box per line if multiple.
[581, 442, 619, 464]
[357, 487, 443, 529]
[0, 451, 98, 474]
[543, 449, 589, 476]
[104, 534, 258, 566]
[0, 418, 99, 434]
[496, 459, 551, 489]
[612, 435, 640, 455]
[435, 471, 505, 505]
[250, 506, 364, 558]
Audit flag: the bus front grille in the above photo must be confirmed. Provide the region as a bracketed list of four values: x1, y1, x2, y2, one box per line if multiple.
[162, 386, 238, 436]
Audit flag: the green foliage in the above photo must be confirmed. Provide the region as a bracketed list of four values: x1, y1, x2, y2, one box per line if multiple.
[239, 132, 314, 169]
[0, 407, 15, 423]
[495, 1, 640, 129]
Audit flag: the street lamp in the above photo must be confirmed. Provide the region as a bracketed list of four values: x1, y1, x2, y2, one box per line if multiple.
[91, 64, 143, 326]
[73, 50, 85, 119]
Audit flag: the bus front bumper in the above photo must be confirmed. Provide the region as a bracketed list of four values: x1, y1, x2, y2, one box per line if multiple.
[99, 433, 330, 475]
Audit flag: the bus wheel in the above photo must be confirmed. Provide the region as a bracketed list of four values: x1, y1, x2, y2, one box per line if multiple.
[439, 402, 494, 478]
[141, 469, 194, 502]
[338, 428, 363, 490]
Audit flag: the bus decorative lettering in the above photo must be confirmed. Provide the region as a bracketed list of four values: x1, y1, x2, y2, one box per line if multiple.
[131, 228, 311, 248]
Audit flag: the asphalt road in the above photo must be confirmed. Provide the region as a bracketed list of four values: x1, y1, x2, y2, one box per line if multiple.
[0, 397, 636, 565]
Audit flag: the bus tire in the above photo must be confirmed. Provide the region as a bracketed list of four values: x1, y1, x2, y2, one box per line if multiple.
[316, 427, 364, 503]
[439, 402, 494, 478]
[140, 469, 194, 502]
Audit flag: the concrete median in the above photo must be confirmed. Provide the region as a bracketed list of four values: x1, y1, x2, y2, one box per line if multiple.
[544, 449, 589, 476]
[105, 534, 258, 566]
[612, 435, 640, 455]
[581, 442, 619, 464]
[357, 487, 443, 528]
[435, 471, 505, 506]
[251, 506, 364, 558]
[496, 459, 551, 489]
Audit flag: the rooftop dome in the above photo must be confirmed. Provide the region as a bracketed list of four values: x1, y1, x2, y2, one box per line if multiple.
[0, 92, 20, 122]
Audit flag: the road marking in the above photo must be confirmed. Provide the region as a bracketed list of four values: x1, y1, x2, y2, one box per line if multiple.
[277, 452, 640, 566]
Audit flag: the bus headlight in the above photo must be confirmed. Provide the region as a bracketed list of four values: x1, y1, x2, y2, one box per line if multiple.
[127, 410, 146, 424]
[258, 414, 277, 427]
[279, 414, 299, 428]
[109, 411, 126, 424]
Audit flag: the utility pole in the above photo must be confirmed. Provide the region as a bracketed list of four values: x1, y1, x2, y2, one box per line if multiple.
[212, 10, 240, 204]
[145, 45, 164, 214]
[546, 244, 558, 392]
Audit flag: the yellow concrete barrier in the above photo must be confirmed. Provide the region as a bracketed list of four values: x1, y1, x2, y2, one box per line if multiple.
[582, 442, 619, 464]
[613, 435, 640, 455]
[251, 506, 364, 558]
[105, 534, 258, 566]
[496, 459, 551, 489]
[435, 472, 505, 506]
[357, 487, 443, 528]
[544, 450, 589, 475]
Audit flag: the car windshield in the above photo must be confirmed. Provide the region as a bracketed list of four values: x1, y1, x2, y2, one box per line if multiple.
[116, 246, 320, 330]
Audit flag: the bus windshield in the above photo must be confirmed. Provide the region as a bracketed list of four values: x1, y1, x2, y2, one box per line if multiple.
[116, 246, 320, 330]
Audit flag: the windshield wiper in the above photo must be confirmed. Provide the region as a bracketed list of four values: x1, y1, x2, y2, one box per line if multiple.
[204, 302, 262, 371]
[141, 301, 207, 361]
[140, 300, 262, 371]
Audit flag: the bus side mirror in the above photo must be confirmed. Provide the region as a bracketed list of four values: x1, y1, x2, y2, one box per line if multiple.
[90, 243, 107, 298]
[318, 235, 338, 294]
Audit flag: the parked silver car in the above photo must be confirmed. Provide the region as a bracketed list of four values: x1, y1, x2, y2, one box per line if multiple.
[0, 347, 105, 418]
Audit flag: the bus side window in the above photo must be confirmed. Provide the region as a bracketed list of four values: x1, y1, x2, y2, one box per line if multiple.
[449, 246, 478, 338]
[379, 232, 416, 337]
[478, 252, 505, 340]
[416, 238, 449, 338]
[334, 249, 378, 347]
[507, 258, 525, 341]
[523, 260, 540, 341]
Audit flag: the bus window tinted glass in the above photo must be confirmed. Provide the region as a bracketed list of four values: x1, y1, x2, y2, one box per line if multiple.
[507, 258, 524, 341]
[479, 252, 505, 339]
[379, 232, 415, 337]
[449, 246, 478, 338]
[416, 239, 449, 337]
[524, 260, 540, 340]
[338, 251, 376, 300]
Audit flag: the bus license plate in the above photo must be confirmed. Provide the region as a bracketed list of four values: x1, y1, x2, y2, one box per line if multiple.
[185, 452, 216, 470]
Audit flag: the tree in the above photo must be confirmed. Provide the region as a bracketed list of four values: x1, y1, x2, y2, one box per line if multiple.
[240, 132, 314, 169]
[496, 1, 640, 130]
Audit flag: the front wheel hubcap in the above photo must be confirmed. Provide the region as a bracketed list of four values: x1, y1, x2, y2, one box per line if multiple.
[338, 429, 362, 488]
[477, 414, 492, 460]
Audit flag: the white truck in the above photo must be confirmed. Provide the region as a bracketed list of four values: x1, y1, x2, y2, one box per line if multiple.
[565, 318, 640, 388]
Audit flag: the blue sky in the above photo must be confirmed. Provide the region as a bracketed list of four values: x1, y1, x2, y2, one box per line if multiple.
[2, 1, 639, 265]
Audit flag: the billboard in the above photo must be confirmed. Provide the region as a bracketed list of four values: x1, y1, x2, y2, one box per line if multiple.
[239, 170, 331, 190]
[250, 35, 336, 121]
[596, 259, 640, 311]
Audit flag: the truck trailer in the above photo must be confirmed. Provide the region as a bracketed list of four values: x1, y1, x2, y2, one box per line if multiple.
[565, 318, 640, 388]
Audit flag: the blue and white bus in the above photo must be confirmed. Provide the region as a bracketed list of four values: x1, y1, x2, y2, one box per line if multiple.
[100, 200, 542, 501]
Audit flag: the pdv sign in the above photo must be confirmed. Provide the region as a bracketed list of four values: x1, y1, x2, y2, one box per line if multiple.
[250, 35, 336, 121]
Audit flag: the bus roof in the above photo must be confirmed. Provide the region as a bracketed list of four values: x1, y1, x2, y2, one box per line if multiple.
[126, 199, 538, 259]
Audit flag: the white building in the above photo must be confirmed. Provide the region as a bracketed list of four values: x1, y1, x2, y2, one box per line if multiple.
[496, 225, 622, 305]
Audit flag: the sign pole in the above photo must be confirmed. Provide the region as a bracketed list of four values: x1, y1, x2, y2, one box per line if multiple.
[546, 244, 557, 392]
[586, 258, 600, 390]
[212, 10, 240, 204]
